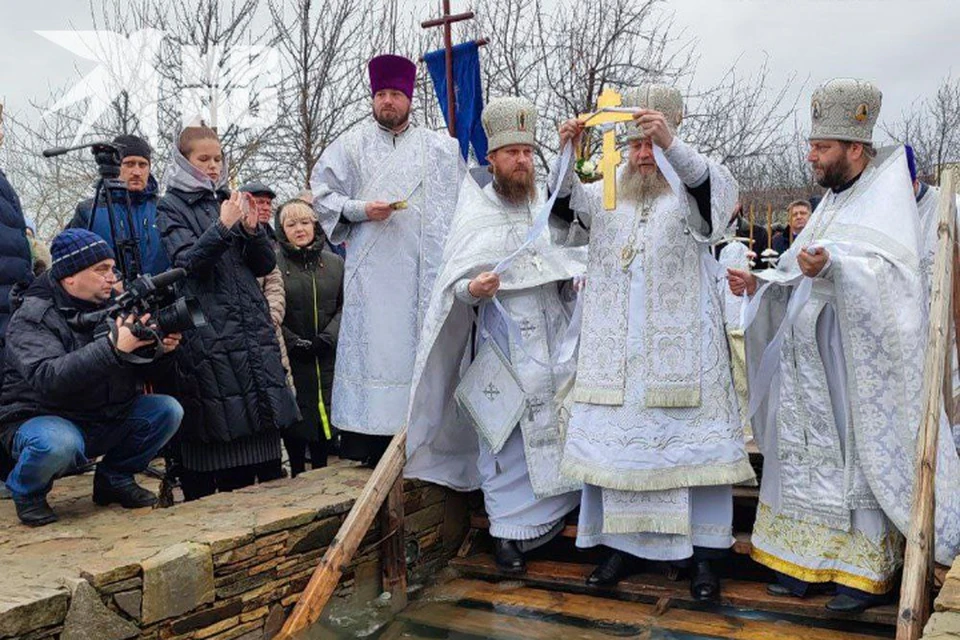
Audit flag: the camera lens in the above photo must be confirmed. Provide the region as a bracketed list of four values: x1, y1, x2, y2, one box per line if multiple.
[155, 297, 207, 335]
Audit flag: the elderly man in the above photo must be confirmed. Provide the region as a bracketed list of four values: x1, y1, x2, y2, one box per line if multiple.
[407, 97, 583, 575]
[552, 85, 751, 600]
[729, 78, 960, 612]
[310, 54, 462, 466]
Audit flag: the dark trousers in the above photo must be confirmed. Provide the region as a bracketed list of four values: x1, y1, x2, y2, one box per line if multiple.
[339, 432, 391, 467]
[179, 459, 284, 501]
[283, 435, 328, 477]
[774, 570, 890, 603]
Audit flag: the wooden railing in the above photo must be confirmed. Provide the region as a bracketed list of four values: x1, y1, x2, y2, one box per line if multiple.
[897, 171, 958, 640]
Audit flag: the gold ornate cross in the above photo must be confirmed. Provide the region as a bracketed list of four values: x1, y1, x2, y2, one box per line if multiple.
[578, 89, 636, 210]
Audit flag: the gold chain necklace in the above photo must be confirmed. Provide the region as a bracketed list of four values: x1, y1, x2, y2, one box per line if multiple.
[620, 197, 654, 272]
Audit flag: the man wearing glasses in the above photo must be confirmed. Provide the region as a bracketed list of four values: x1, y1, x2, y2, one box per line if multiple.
[0, 229, 183, 526]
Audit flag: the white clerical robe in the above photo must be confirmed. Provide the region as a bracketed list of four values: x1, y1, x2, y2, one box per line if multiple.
[311, 120, 462, 436]
[745, 147, 960, 593]
[718, 240, 752, 438]
[556, 139, 753, 561]
[406, 177, 585, 540]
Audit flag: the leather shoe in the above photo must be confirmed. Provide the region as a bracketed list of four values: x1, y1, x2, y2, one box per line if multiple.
[767, 581, 836, 598]
[14, 496, 58, 527]
[825, 593, 875, 613]
[690, 560, 720, 602]
[493, 538, 526, 575]
[587, 550, 638, 586]
[93, 481, 158, 508]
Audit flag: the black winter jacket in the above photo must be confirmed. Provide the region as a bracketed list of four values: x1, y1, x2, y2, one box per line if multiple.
[0, 169, 33, 338]
[276, 225, 344, 443]
[0, 273, 166, 453]
[157, 187, 298, 446]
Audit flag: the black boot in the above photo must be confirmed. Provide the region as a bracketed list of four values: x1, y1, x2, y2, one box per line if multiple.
[14, 496, 58, 527]
[493, 538, 526, 575]
[825, 592, 887, 613]
[690, 559, 720, 602]
[587, 550, 639, 586]
[93, 480, 158, 508]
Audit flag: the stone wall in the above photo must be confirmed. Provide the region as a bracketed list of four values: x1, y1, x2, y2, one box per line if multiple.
[924, 558, 960, 639]
[0, 466, 468, 640]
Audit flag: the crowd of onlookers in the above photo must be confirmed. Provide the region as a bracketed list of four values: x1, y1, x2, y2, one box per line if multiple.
[0, 130, 345, 526]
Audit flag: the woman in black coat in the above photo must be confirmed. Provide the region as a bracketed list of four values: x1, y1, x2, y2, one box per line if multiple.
[157, 126, 298, 499]
[275, 200, 344, 476]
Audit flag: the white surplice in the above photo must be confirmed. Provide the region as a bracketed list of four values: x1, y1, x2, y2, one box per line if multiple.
[555, 139, 753, 561]
[405, 176, 585, 539]
[311, 120, 462, 436]
[745, 147, 960, 593]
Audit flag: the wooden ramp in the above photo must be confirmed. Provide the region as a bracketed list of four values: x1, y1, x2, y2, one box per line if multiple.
[449, 553, 898, 629]
[392, 577, 889, 639]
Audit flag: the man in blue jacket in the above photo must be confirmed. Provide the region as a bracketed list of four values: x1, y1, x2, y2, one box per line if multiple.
[69, 134, 169, 276]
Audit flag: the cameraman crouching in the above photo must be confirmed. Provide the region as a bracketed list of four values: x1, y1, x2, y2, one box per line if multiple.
[0, 229, 183, 526]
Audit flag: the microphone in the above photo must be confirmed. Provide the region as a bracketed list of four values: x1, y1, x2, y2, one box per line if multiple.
[42, 147, 70, 158]
[149, 268, 188, 289]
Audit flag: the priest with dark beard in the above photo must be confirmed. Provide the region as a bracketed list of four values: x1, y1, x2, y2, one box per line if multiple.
[406, 97, 585, 576]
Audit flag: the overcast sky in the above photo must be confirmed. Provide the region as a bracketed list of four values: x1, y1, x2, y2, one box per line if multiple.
[0, 0, 956, 136]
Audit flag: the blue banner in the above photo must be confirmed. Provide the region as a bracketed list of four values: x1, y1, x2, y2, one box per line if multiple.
[423, 41, 489, 164]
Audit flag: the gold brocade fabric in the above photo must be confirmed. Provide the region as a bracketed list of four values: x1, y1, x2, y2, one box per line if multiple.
[750, 503, 903, 594]
[725, 329, 751, 440]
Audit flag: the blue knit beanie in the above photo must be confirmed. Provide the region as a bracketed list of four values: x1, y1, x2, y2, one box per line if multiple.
[50, 228, 116, 280]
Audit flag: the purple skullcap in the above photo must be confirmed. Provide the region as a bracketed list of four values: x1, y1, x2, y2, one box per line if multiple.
[905, 144, 917, 182]
[368, 54, 416, 101]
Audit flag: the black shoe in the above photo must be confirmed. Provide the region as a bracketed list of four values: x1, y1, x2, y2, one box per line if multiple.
[14, 496, 58, 527]
[690, 560, 720, 602]
[767, 582, 800, 597]
[587, 550, 638, 586]
[825, 593, 875, 613]
[93, 481, 158, 508]
[493, 538, 526, 575]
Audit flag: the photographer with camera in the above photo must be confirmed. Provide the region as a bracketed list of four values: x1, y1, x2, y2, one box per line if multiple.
[0, 228, 183, 527]
[67, 134, 169, 276]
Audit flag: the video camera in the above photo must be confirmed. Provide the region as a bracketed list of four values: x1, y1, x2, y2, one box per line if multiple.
[75, 268, 206, 362]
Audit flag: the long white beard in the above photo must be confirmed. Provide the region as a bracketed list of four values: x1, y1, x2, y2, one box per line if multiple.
[618, 163, 670, 204]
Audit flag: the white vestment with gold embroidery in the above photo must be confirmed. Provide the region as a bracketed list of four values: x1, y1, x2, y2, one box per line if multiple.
[746, 147, 960, 593]
[554, 139, 754, 560]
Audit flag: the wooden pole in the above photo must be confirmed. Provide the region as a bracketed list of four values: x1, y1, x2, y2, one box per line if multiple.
[380, 476, 408, 613]
[276, 429, 408, 640]
[766, 203, 773, 252]
[896, 171, 957, 640]
[421, 1, 477, 138]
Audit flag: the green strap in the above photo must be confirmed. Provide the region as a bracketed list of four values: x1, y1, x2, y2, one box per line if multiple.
[311, 272, 332, 440]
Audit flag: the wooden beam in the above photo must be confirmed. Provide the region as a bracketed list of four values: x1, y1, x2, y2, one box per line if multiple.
[897, 171, 957, 640]
[380, 477, 407, 612]
[276, 428, 408, 639]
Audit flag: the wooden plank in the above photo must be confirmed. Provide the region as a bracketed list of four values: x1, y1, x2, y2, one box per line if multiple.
[400, 601, 618, 640]
[277, 429, 408, 639]
[380, 476, 407, 612]
[449, 554, 898, 627]
[428, 578, 885, 640]
[897, 171, 957, 640]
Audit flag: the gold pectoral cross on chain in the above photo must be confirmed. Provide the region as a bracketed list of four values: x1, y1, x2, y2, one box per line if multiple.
[579, 89, 636, 211]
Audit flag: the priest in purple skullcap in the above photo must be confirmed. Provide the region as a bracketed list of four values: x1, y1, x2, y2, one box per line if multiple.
[309, 56, 464, 466]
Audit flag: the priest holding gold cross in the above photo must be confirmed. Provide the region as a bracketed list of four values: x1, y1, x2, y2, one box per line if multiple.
[550, 85, 753, 600]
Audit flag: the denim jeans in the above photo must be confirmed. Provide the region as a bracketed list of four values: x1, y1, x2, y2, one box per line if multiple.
[5, 395, 183, 501]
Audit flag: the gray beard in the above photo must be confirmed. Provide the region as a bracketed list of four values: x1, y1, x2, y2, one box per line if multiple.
[618, 163, 670, 203]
